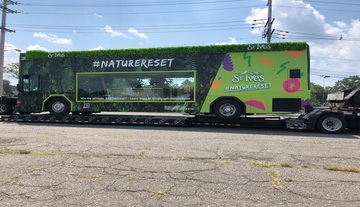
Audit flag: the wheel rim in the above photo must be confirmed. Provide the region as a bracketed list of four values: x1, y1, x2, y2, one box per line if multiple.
[0, 104, 5, 113]
[52, 101, 65, 113]
[219, 103, 236, 117]
[321, 117, 342, 132]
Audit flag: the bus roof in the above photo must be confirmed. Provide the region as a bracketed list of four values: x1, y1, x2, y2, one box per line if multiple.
[24, 42, 308, 60]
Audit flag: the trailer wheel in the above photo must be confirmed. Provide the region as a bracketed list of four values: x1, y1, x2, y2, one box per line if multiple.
[48, 98, 70, 116]
[317, 114, 346, 134]
[214, 99, 242, 121]
[0, 102, 13, 115]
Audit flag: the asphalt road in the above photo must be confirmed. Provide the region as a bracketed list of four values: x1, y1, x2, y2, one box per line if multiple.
[0, 122, 359, 207]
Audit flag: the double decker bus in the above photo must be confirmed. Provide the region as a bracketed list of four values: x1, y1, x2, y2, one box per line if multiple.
[12, 42, 310, 121]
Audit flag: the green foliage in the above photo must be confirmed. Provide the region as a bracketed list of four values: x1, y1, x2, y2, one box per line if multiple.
[4, 62, 19, 78]
[310, 82, 323, 106]
[25, 42, 308, 60]
[310, 76, 360, 105]
[3, 80, 16, 96]
[61, 67, 75, 92]
[333, 75, 360, 91]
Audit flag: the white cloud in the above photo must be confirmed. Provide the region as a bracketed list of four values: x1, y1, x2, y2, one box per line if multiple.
[334, 21, 347, 29]
[90, 46, 105, 50]
[246, 0, 360, 86]
[215, 37, 240, 45]
[4, 43, 21, 64]
[4, 41, 21, 50]
[128, 28, 149, 39]
[26, 45, 49, 51]
[348, 19, 360, 36]
[101, 25, 128, 38]
[33, 32, 72, 45]
[94, 13, 103, 18]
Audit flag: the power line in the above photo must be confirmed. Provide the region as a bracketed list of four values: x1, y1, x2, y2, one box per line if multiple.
[275, 30, 360, 42]
[302, 0, 360, 6]
[13, 27, 251, 34]
[24, 0, 245, 7]
[19, 5, 263, 16]
[9, 20, 252, 29]
[7, 19, 258, 34]
[273, 5, 359, 13]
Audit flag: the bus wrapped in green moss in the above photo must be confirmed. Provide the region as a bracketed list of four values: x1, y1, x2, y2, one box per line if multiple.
[8, 42, 310, 121]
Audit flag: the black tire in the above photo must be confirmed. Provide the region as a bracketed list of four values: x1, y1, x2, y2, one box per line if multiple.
[0, 102, 13, 115]
[213, 99, 242, 121]
[316, 114, 346, 134]
[48, 98, 70, 116]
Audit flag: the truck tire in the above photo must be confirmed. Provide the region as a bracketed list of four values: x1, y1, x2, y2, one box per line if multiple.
[48, 98, 70, 116]
[0, 101, 13, 115]
[316, 114, 346, 134]
[213, 99, 242, 121]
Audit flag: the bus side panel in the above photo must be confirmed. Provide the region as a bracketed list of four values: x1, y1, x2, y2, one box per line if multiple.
[18, 54, 224, 114]
[200, 49, 311, 114]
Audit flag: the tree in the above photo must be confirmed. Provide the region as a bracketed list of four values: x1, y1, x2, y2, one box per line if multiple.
[3, 80, 16, 96]
[333, 75, 360, 91]
[310, 82, 323, 106]
[3, 62, 19, 79]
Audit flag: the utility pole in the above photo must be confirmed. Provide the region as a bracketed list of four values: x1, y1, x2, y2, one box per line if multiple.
[0, 0, 17, 96]
[265, 0, 274, 43]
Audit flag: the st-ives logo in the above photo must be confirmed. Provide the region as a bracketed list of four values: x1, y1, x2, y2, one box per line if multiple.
[247, 44, 271, 51]
[232, 71, 265, 83]
[48, 52, 65, 58]
[226, 71, 272, 92]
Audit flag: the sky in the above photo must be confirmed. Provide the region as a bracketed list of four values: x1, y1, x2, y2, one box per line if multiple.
[2, 0, 360, 87]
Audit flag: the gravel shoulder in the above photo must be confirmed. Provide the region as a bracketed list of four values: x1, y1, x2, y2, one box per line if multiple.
[1, 122, 360, 206]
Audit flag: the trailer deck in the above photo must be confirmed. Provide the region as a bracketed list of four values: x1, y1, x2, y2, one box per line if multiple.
[0, 113, 287, 129]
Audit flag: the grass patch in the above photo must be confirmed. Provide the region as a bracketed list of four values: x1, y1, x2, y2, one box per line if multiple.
[269, 170, 282, 189]
[279, 162, 293, 168]
[300, 164, 311, 168]
[0, 147, 12, 154]
[253, 161, 276, 168]
[222, 160, 232, 164]
[153, 191, 166, 197]
[0, 148, 61, 155]
[284, 178, 299, 182]
[128, 175, 138, 180]
[324, 164, 360, 173]
[171, 156, 185, 161]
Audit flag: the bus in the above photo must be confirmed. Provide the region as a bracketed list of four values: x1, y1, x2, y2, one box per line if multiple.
[13, 42, 311, 121]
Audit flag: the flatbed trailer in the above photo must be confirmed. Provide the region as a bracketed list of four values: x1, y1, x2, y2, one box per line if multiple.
[2, 88, 360, 133]
[0, 113, 287, 129]
[1, 108, 359, 133]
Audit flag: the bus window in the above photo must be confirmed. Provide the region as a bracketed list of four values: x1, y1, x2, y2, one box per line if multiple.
[22, 75, 41, 92]
[290, 69, 301, 78]
[77, 71, 195, 102]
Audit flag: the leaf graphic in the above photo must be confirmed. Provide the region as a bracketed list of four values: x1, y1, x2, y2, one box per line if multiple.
[286, 50, 305, 58]
[222, 53, 234, 71]
[244, 100, 266, 111]
[259, 57, 272, 66]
